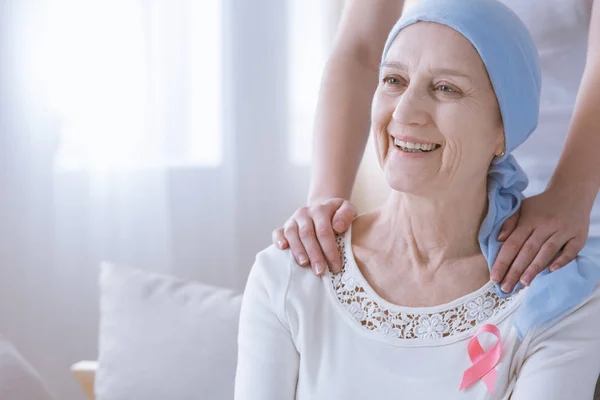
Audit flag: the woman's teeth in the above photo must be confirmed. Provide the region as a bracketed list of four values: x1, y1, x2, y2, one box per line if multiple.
[393, 138, 439, 153]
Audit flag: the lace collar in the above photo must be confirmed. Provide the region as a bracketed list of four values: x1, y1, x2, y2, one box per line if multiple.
[328, 228, 524, 345]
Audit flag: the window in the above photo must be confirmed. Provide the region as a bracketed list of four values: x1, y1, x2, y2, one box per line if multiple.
[39, 0, 222, 171]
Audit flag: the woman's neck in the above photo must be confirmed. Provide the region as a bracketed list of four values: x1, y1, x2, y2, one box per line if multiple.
[350, 184, 491, 305]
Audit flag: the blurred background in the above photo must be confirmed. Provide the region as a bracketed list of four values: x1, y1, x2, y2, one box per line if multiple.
[0, 0, 340, 397]
[0, 0, 404, 398]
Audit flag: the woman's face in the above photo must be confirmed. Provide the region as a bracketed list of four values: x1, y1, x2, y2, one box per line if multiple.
[372, 22, 505, 196]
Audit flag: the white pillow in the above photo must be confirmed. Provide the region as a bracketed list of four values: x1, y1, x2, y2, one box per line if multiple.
[96, 263, 242, 400]
[0, 336, 55, 400]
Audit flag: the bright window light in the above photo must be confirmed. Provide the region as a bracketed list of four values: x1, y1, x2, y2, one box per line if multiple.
[38, 0, 222, 171]
[188, 0, 222, 168]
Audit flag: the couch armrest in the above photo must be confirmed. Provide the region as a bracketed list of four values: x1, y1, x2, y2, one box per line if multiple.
[71, 361, 97, 400]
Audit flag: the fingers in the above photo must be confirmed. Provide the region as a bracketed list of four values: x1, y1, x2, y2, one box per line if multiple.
[313, 209, 343, 273]
[276, 198, 355, 275]
[550, 238, 584, 272]
[498, 210, 520, 242]
[518, 235, 582, 287]
[503, 230, 554, 288]
[295, 213, 331, 276]
[332, 200, 358, 233]
[281, 206, 331, 274]
[490, 226, 533, 290]
[283, 219, 310, 268]
[495, 229, 583, 292]
[272, 227, 288, 250]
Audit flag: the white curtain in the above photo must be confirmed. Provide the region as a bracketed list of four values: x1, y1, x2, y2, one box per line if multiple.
[0, 0, 341, 398]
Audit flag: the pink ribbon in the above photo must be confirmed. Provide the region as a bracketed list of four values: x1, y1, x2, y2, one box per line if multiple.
[459, 324, 502, 395]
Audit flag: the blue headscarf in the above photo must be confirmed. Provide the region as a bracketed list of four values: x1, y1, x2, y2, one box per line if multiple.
[382, 0, 600, 339]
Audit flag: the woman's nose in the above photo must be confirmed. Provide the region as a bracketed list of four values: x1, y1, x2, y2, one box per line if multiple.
[392, 87, 429, 126]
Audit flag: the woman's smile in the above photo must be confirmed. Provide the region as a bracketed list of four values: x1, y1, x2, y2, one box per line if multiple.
[389, 135, 442, 158]
[393, 135, 441, 153]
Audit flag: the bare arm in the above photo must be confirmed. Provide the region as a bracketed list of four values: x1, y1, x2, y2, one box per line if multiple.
[547, 0, 600, 211]
[308, 0, 405, 204]
[492, 0, 600, 291]
[273, 1, 405, 274]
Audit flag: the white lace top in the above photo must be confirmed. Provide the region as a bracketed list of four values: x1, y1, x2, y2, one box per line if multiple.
[331, 232, 519, 343]
[236, 229, 600, 400]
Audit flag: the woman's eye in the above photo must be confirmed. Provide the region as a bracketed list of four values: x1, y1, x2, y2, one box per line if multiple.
[383, 76, 401, 85]
[437, 85, 456, 93]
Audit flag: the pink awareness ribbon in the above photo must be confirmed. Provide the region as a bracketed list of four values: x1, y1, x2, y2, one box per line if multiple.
[459, 323, 502, 395]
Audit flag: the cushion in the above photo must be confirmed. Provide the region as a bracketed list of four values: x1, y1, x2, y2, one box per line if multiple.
[0, 336, 55, 400]
[96, 263, 242, 400]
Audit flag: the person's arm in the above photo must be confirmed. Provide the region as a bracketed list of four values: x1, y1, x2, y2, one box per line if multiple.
[273, 0, 405, 275]
[509, 286, 600, 399]
[492, 0, 600, 291]
[548, 0, 600, 214]
[308, 0, 405, 204]
[234, 249, 299, 400]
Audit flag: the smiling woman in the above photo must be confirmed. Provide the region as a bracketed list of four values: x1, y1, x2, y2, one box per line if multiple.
[235, 1, 600, 399]
[372, 22, 505, 195]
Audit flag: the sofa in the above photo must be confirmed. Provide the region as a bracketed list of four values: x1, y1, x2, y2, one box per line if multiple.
[79, 263, 243, 400]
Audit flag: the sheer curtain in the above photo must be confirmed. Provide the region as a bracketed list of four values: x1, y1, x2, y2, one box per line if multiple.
[0, 0, 341, 398]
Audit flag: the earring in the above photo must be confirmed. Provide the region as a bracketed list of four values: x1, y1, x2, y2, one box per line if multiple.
[496, 151, 505, 158]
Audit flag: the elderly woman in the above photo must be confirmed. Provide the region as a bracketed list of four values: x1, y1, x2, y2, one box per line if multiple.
[235, 0, 600, 398]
